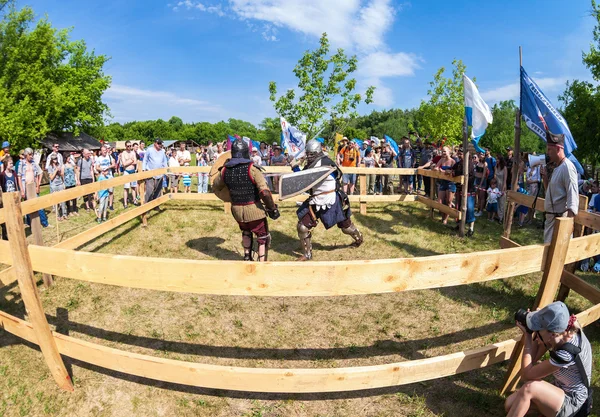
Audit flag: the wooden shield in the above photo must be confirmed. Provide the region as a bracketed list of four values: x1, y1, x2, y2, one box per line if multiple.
[209, 151, 232, 202]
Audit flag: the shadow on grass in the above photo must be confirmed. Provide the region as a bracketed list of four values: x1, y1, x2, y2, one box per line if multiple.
[45, 307, 511, 362]
[186, 237, 241, 260]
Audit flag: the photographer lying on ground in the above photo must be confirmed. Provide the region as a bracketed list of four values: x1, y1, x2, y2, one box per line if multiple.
[505, 302, 592, 417]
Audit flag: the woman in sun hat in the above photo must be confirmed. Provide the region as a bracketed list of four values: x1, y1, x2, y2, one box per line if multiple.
[505, 301, 592, 417]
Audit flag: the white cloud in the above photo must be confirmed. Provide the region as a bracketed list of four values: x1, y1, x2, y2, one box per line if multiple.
[104, 84, 224, 122]
[481, 77, 569, 103]
[173, 1, 225, 16]
[171, 0, 420, 107]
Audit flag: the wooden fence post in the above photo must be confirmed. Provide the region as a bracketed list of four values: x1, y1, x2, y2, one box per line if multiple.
[4, 192, 74, 391]
[557, 195, 589, 302]
[500, 216, 573, 395]
[359, 174, 367, 215]
[429, 176, 435, 219]
[26, 182, 53, 287]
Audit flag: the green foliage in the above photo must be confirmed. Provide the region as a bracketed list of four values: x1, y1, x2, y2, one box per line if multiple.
[417, 59, 467, 144]
[258, 117, 280, 144]
[269, 32, 374, 139]
[559, 80, 600, 166]
[0, 4, 111, 150]
[583, 0, 600, 82]
[481, 100, 545, 156]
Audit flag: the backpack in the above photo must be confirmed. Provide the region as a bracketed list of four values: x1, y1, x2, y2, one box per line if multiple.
[549, 331, 592, 417]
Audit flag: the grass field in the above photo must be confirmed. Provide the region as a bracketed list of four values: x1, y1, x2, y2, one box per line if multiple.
[1, 184, 599, 417]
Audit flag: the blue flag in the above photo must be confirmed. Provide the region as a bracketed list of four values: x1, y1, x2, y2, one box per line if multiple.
[352, 138, 363, 148]
[383, 135, 399, 155]
[520, 66, 583, 175]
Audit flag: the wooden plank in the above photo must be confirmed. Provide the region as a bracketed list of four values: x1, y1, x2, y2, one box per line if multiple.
[168, 193, 419, 204]
[501, 217, 573, 395]
[417, 196, 462, 220]
[0, 207, 4, 225]
[560, 270, 600, 305]
[418, 168, 464, 184]
[564, 233, 600, 265]
[3, 192, 73, 391]
[499, 237, 521, 249]
[359, 174, 367, 215]
[26, 183, 53, 287]
[0, 308, 518, 393]
[429, 177, 435, 219]
[169, 166, 417, 176]
[16, 168, 168, 218]
[22, 244, 547, 297]
[507, 192, 597, 230]
[55, 195, 170, 250]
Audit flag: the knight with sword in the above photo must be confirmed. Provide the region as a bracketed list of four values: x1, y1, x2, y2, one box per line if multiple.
[281, 139, 364, 261]
[211, 138, 280, 261]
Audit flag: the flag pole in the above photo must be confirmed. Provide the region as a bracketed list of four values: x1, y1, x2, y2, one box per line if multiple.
[459, 114, 469, 238]
[501, 46, 524, 396]
[503, 46, 522, 240]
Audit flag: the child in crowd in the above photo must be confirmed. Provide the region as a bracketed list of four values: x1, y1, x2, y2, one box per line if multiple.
[486, 178, 502, 222]
[516, 185, 529, 227]
[96, 167, 110, 223]
[182, 172, 191, 193]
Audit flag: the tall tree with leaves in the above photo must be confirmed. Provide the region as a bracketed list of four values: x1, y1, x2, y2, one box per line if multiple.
[0, 3, 111, 150]
[417, 59, 467, 144]
[269, 33, 375, 140]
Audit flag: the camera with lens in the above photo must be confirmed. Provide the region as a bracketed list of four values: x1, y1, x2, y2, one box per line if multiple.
[514, 309, 533, 333]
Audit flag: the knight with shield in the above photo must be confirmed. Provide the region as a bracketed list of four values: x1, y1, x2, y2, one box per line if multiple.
[280, 139, 364, 261]
[211, 138, 280, 261]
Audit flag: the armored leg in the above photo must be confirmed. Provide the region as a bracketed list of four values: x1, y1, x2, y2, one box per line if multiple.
[296, 222, 313, 261]
[339, 219, 363, 248]
[256, 233, 271, 262]
[242, 230, 253, 261]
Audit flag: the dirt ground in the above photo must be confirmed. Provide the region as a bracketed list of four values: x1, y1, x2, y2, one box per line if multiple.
[1, 196, 599, 417]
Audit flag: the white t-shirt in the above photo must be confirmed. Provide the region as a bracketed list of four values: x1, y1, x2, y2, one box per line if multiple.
[168, 156, 180, 168]
[95, 155, 114, 176]
[176, 150, 191, 166]
[309, 159, 337, 211]
[251, 155, 262, 166]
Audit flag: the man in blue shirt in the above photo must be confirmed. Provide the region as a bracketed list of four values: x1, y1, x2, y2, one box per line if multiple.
[142, 138, 168, 225]
[485, 148, 496, 184]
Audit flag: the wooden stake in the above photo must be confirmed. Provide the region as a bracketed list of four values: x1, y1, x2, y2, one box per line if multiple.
[503, 46, 523, 240]
[359, 174, 367, 215]
[26, 183, 53, 287]
[3, 192, 73, 391]
[501, 216, 573, 395]
[459, 116, 469, 237]
[224, 202, 231, 214]
[429, 176, 435, 219]
[556, 200, 587, 302]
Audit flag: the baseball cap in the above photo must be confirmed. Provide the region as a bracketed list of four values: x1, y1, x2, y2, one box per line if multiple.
[154, 138, 163, 144]
[1, 141, 9, 149]
[546, 130, 565, 148]
[506, 146, 513, 151]
[526, 301, 570, 333]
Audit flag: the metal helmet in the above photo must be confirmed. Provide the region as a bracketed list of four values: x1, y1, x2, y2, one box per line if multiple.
[231, 138, 250, 159]
[305, 139, 323, 164]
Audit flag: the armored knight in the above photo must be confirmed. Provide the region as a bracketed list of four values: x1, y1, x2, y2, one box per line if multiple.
[291, 139, 363, 261]
[212, 138, 280, 261]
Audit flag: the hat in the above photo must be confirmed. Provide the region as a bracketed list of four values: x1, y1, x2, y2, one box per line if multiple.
[272, 142, 278, 146]
[506, 146, 513, 151]
[526, 301, 570, 333]
[1, 141, 9, 149]
[546, 130, 565, 148]
[154, 138, 163, 144]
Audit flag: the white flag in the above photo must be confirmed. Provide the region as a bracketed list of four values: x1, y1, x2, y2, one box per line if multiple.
[280, 117, 307, 158]
[463, 74, 493, 140]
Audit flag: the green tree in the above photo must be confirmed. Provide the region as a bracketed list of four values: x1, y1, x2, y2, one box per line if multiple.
[417, 59, 467, 144]
[269, 32, 375, 140]
[0, 4, 111, 150]
[258, 117, 280, 145]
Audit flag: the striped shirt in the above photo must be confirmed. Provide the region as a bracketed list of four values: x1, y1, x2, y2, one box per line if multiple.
[550, 332, 592, 409]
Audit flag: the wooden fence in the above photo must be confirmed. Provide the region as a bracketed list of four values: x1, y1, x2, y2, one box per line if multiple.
[1, 168, 599, 394]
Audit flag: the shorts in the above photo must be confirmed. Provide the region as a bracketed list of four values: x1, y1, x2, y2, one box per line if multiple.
[123, 169, 137, 189]
[486, 202, 498, 213]
[169, 175, 180, 188]
[105, 173, 114, 193]
[474, 177, 486, 189]
[556, 391, 584, 417]
[439, 181, 456, 193]
[238, 218, 269, 244]
[342, 173, 356, 185]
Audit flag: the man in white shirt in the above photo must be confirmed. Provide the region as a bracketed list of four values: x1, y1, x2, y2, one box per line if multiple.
[168, 148, 181, 193]
[45, 143, 64, 169]
[176, 142, 191, 166]
[541, 131, 579, 243]
[120, 140, 139, 207]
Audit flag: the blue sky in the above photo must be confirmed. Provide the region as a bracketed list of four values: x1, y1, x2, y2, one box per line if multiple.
[23, 0, 596, 126]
